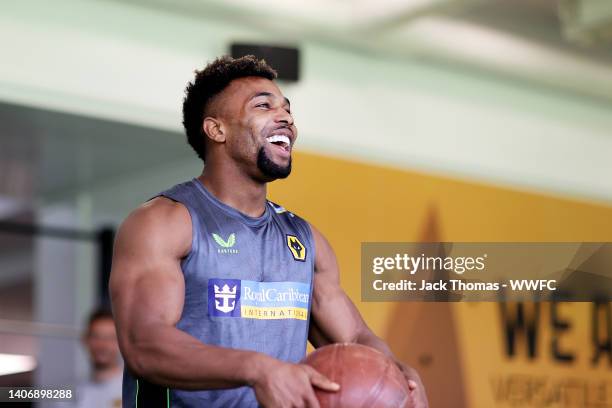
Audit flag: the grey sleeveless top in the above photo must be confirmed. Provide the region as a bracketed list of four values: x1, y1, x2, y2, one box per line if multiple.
[122, 179, 315, 407]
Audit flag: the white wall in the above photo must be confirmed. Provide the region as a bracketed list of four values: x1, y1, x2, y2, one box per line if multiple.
[1, 0, 611, 205]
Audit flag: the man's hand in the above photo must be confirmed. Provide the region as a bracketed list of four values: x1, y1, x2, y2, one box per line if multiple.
[251, 356, 339, 408]
[395, 361, 428, 408]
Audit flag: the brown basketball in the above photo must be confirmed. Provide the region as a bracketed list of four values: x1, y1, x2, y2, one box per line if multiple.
[302, 343, 412, 408]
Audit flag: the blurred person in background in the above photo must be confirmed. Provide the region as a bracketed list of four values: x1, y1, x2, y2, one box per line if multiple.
[75, 307, 123, 408]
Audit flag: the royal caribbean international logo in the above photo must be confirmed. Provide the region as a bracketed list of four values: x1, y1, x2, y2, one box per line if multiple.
[208, 279, 241, 317]
[207, 278, 310, 320]
[215, 284, 237, 313]
[212, 233, 239, 254]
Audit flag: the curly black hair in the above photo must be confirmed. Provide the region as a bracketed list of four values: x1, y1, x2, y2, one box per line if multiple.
[182, 55, 277, 161]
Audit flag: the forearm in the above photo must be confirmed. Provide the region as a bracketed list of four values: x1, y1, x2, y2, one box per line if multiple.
[124, 323, 267, 390]
[356, 329, 423, 382]
[355, 329, 394, 359]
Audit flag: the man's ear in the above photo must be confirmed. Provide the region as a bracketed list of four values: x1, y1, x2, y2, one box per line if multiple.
[203, 117, 226, 143]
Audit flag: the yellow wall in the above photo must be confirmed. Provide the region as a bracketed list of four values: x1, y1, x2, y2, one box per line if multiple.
[269, 151, 612, 408]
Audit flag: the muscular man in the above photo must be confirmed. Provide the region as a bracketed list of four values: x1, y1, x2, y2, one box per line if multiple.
[110, 55, 427, 408]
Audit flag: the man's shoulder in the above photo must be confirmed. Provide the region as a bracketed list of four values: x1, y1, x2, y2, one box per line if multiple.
[267, 201, 317, 245]
[126, 197, 191, 239]
[116, 197, 192, 256]
[267, 200, 307, 222]
[130, 196, 190, 226]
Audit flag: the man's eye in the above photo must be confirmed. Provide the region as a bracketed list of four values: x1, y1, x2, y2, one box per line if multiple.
[256, 103, 270, 108]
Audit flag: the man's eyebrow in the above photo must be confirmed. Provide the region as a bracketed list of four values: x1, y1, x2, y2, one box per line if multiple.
[250, 91, 273, 100]
[249, 92, 291, 107]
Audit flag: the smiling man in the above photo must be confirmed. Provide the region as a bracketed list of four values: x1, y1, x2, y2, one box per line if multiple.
[110, 55, 427, 408]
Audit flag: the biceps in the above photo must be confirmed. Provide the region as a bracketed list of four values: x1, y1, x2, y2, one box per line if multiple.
[110, 256, 184, 347]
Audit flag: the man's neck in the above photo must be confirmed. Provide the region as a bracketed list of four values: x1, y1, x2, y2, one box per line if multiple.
[198, 164, 268, 218]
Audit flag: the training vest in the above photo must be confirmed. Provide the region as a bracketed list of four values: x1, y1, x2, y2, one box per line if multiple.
[122, 178, 315, 407]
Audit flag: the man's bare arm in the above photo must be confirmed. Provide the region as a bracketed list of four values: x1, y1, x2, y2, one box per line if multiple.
[110, 197, 263, 389]
[110, 197, 338, 407]
[308, 224, 428, 408]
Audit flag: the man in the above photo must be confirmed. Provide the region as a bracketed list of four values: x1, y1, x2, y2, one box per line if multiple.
[75, 308, 123, 408]
[110, 55, 427, 407]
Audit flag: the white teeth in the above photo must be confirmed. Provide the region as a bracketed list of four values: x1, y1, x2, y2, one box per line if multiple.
[266, 135, 290, 145]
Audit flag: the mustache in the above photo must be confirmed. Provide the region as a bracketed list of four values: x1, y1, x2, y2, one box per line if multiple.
[267, 124, 294, 135]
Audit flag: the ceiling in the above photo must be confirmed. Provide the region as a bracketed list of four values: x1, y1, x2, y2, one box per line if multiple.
[120, 0, 612, 103]
[1, 0, 612, 208]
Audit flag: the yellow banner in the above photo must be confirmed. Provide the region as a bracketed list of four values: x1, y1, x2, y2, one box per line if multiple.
[241, 306, 308, 320]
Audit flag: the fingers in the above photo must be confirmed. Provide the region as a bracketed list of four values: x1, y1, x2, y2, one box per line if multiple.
[304, 366, 340, 392]
[407, 385, 429, 408]
[399, 364, 423, 392]
[304, 389, 321, 408]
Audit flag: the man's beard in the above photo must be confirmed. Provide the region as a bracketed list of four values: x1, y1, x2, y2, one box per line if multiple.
[257, 146, 292, 179]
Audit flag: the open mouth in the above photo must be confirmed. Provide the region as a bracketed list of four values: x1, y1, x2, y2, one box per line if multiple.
[266, 134, 291, 152]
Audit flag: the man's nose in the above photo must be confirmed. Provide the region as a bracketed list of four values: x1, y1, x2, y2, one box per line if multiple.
[275, 108, 294, 126]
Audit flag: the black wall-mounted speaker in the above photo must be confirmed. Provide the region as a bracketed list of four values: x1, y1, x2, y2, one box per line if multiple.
[230, 43, 300, 82]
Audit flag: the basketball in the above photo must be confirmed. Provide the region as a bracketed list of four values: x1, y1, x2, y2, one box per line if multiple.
[302, 343, 412, 408]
